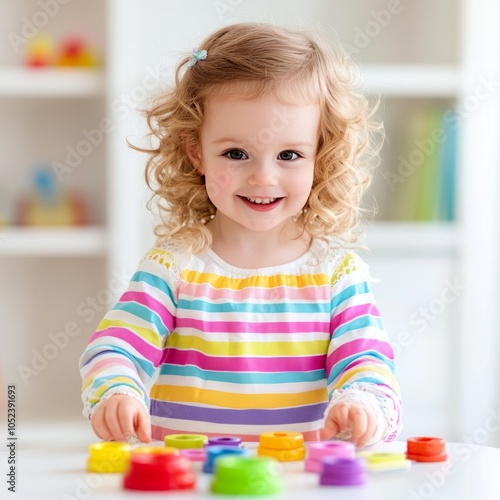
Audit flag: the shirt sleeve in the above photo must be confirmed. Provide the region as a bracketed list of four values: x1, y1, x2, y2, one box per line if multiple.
[324, 251, 402, 443]
[79, 246, 179, 419]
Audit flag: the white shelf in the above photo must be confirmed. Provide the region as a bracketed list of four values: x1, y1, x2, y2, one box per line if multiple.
[0, 67, 104, 97]
[363, 221, 459, 256]
[360, 64, 460, 97]
[0, 226, 107, 256]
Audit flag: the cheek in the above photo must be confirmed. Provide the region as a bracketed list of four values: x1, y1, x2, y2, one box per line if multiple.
[293, 166, 315, 195]
[204, 168, 236, 200]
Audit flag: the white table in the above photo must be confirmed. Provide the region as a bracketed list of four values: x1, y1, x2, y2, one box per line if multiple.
[3, 431, 500, 500]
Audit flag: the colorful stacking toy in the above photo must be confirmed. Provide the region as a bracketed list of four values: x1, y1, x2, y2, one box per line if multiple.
[406, 436, 448, 462]
[165, 433, 208, 449]
[179, 448, 207, 462]
[86, 442, 131, 473]
[123, 453, 195, 491]
[211, 456, 283, 495]
[319, 456, 367, 486]
[357, 451, 411, 472]
[84, 433, 438, 494]
[205, 436, 242, 448]
[202, 445, 249, 473]
[257, 432, 306, 461]
[305, 441, 355, 472]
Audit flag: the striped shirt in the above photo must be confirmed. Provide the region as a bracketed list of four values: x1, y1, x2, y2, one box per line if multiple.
[80, 239, 401, 442]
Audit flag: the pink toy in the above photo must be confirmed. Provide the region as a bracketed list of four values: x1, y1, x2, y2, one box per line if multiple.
[305, 441, 355, 473]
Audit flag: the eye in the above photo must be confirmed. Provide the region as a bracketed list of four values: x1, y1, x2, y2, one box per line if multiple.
[278, 150, 300, 161]
[223, 149, 248, 160]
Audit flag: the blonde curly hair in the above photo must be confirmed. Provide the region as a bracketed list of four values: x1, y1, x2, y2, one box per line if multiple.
[139, 23, 382, 253]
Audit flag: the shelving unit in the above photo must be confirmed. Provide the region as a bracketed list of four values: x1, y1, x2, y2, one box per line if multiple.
[0, 226, 107, 256]
[0, 63, 107, 255]
[0, 0, 108, 423]
[0, 67, 104, 97]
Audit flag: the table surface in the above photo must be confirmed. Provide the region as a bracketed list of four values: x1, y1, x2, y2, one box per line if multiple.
[3, 425, 500, 500]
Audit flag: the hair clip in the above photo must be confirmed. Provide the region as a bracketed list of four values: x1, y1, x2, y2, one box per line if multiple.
[188, 47, 207, 67]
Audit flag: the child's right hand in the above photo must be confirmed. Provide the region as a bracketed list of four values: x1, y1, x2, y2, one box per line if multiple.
[90, 394, 151, 443]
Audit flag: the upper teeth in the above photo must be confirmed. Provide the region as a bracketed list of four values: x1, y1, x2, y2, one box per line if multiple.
[246, 197, 276, 204]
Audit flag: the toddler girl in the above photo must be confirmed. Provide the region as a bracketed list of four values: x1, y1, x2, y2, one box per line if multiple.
[80, 22, 401, 446]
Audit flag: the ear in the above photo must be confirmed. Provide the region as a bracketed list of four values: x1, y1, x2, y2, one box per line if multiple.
[184, 136, 203, 174]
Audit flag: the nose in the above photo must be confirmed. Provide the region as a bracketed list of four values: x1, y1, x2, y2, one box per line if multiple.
[247, 161, 278, 187]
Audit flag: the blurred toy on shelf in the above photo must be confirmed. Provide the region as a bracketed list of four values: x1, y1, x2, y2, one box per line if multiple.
[25, 32, 98, 68]
[26, 33, 55, 67]
[16, 165, 87, 226]
[57, 37, 97, 67]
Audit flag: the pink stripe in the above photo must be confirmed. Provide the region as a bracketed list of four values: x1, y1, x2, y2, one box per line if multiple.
[330, 303, 380, 332]
[84, 357, 137, 379]
[176, 317, 329, 334]
[162, 348, 325, 372]
[90, 328, 163, 365]
[121, 291, 175, 332]
[152, 425, 321, 443]
[181, 282, 330, 302]
[326, 338, 393, 375]
[337, 356, 370, 372]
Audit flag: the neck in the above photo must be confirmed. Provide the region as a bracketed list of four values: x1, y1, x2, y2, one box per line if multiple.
[207, 215, 312, 268]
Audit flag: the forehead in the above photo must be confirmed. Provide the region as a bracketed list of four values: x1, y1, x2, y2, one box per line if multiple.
[202, 93, 320, 143]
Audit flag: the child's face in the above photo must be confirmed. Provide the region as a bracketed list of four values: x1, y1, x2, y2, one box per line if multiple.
[191, 93, 320, 236]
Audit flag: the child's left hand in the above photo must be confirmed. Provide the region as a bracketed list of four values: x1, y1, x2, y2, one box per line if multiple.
[320, 401, 378, 448]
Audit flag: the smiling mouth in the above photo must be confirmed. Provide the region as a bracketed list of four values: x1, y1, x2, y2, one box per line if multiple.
[237, 195, 283, 212]
[240, 196, 281, 205]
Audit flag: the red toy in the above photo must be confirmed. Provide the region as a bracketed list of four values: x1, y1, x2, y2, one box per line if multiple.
[406, 437, 448, 462]
[123, 453, 195, 491]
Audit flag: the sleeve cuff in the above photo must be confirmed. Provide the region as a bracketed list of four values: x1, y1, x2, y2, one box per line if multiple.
[83, 387, 149, 420]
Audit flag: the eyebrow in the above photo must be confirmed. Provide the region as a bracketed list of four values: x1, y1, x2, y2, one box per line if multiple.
[212, 137, 315, 148]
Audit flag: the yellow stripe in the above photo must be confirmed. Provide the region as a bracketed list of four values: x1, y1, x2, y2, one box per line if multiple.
[334, 365, 398, 389]
[182, 270, 329, 290]
[167, 332, 329, 356]
[97, 319, 162, 348]
[151, 385, 328, 409]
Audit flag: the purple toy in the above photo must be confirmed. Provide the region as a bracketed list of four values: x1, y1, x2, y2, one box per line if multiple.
[319, 457, 367, 486]
[205, 436, 242, 448]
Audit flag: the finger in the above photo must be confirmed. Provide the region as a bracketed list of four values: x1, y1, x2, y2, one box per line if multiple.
[106, 400, 127, 442]
[91, 406, 112, 441]
[116, 400, 138, 441]
[320, 418, 341, 440]
[349, 406, 368, 446]
[336, 403, 351, 433]
[356, 411, 378, 448]
[135, 408, 152, 443]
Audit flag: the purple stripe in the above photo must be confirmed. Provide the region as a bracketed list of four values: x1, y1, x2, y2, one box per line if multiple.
[326, 339, 393, 374]
[177, 317, 329, 334]
[162, 348, 326, 372]
[151, 400, 328, 425]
